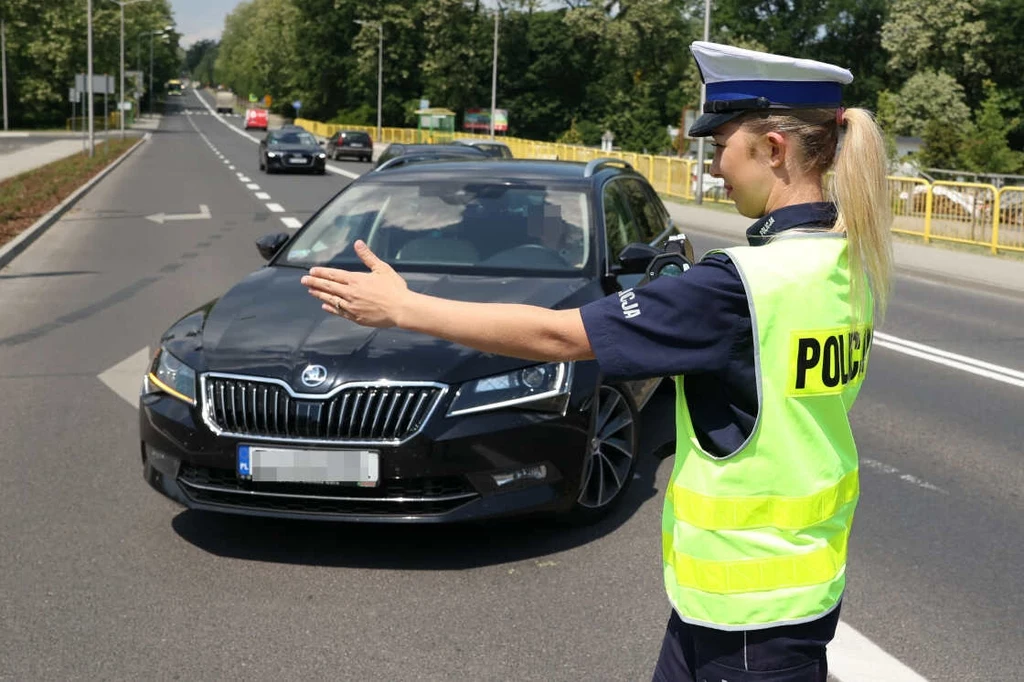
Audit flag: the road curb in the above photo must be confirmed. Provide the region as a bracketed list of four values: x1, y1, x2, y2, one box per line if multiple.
[0, 133, 150, 271]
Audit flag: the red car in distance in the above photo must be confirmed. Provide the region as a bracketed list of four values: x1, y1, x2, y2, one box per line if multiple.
[244, 108, 268, 131]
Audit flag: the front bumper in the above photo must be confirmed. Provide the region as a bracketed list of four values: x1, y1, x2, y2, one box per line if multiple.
[265, 154, 326, 172]
[139, 382, 594, 523]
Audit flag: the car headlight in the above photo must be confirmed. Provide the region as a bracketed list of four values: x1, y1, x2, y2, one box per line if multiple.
[447, 362, 572, 417]
[317, 152, 326, 159]
[145, 347, 197, 405]
[267, 151, 278, 158]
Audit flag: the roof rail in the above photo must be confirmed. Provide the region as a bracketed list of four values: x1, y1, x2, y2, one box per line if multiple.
[372, 153, 486, 173]
[583, 157, 633, 178]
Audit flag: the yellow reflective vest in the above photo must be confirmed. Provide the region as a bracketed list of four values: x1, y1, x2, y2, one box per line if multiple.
[663, 235, 873, 630]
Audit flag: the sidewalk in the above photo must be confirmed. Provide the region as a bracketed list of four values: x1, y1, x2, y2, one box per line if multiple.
[665, 201, 1024, 295]
[0, 119, 154, 183]
[0, 139, 86, 182]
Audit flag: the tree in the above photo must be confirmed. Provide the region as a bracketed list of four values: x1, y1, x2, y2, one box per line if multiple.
[880, 0, 990, 88]
[882, 70, 971, 138]
[959, 81, 1023, 174]
[918, 118, 964, 170]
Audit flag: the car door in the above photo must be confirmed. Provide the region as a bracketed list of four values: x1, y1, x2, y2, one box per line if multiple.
[599, 178, 667, 409]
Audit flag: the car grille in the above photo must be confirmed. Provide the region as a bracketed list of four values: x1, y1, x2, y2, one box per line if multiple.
[201, 376, 445, 444]
[178, 464, 478, 516]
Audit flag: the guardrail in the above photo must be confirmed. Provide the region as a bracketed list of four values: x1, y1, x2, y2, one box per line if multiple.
[295, 118, 1024, 255]
[65, 113, 123, 131]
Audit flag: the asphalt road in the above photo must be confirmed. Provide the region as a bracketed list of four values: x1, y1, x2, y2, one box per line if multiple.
[0, 89, 1021, 681]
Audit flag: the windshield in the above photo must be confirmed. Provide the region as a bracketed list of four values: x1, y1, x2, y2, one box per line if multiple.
[271, 131, 317, 146]
[282, 179, 592, 275]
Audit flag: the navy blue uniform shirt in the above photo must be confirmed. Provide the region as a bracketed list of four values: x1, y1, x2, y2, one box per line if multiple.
[580, 202, 838, 457]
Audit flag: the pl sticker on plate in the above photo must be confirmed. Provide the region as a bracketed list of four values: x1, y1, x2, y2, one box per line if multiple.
[237, 445, 253, 479]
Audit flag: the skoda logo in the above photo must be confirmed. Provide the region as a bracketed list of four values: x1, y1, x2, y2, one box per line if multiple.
[300, 364, 328, 388]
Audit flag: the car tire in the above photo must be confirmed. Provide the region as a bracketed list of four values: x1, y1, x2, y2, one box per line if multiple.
[564, 384, 640, 525]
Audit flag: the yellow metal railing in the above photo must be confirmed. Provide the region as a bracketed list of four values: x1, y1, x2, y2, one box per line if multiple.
[65, 112, 122, 130]
[295, 118, 1024, 255]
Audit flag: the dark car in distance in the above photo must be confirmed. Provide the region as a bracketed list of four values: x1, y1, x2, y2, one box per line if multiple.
[325, 130, 373, 162]
[139, 158, 676, 524]
[373, 143, 487, 170]
[259, 128, 327, 174]
[454, 138, 514, 159]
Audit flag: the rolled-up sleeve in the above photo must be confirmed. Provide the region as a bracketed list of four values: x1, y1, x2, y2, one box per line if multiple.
[579, 255, 749, 381]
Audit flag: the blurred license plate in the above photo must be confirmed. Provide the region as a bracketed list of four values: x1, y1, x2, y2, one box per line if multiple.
[349, 143, 364, 147]
[287, 157, 307, 164]
[237, 445, 378, 486]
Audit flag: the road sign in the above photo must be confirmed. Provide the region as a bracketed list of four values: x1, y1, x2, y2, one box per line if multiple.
[292, 100, 302, 112]
[75, 74, 115, 95]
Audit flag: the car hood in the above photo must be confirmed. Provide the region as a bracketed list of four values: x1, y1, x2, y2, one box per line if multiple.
[268, 144, 319, 154]
[166, 266, 593, 394]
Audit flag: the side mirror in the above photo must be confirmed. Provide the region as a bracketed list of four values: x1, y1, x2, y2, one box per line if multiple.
[615, 242, 660, 274]
[318, 140, 325, 146]
[255, 232, 291, 261]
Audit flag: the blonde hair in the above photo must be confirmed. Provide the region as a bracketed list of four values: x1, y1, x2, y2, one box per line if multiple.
[740, 108, 893, 320]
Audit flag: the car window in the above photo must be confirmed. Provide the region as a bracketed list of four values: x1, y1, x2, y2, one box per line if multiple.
[347, 132, 371, 144]
[282, 180, 592, 274]
[602, 182, 640, 259]
[619, 178, 664, 243]
[274, 131, 317, 146]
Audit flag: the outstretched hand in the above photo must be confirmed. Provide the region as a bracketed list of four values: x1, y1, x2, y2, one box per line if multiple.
[300, 240, 410, 328]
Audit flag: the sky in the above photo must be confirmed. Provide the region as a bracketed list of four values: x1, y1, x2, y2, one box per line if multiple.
[170, 0, 236, 48]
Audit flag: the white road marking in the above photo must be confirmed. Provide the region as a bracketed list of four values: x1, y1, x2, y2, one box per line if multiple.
[97, 347, 150, 406]
[228, 165, 235, 170]
[239, 176, 252, 182]
[875, 331, 1024, 389]
[281, 217, 303, 229]
[326, 164, 360, 180]
[246, 183, 260, 190]
[831, 621, 930, 682]
[266, 203, 285, 213]
[860, 458, 946, 494]
[145, 204, 211, 224]
[254, 192, 270, 200]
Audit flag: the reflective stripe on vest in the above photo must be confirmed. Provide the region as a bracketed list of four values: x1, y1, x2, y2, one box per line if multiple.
[663, 235, 872, 630]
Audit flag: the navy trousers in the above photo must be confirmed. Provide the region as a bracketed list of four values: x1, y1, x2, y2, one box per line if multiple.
[651, 603, 841, 682]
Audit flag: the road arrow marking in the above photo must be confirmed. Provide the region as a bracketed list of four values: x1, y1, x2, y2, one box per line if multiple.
[145, 204, 211, 224]
[98, 346, 151, 407]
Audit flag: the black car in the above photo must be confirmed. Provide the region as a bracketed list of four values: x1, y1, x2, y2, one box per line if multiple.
[139, 158, 676, 524]
[373, 143, 487, 170]
[325, 130, 374, 163]
[454, 138, 514, 159]
[259, 128, 327, 174]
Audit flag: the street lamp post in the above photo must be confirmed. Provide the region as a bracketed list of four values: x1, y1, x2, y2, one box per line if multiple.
[355, 20, 383, 142]
[107, 0, 151, 140]
[489, 5, 499, 139]
[694, 0, 711, 205]
[1, 14, 8, 132]
[87, 0, 94, 156]
[149, 26, 172, 116]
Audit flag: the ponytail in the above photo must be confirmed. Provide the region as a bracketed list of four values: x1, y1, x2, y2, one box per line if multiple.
[830, 108, 893, 321]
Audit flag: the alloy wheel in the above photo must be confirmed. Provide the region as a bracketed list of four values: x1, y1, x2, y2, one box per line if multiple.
[577, 385, 636, 509]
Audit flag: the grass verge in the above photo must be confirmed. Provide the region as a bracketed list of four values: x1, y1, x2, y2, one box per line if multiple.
[0, 138, 139, 249]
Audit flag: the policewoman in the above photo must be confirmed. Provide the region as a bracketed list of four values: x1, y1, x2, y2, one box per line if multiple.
[302, 41, 893, 682]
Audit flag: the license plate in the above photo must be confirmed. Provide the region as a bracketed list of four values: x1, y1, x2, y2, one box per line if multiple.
[287, 157, 307, 164]
[349, 143, 364, 148]
[237, 445, 379, 486]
